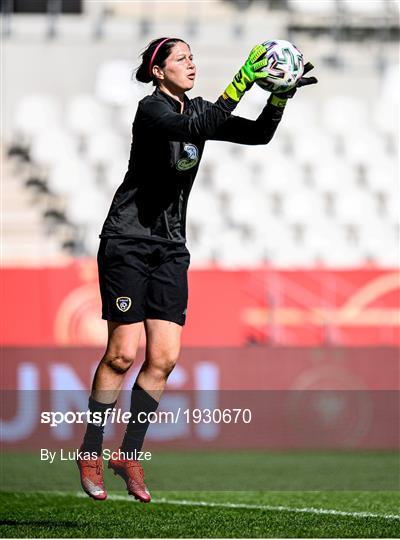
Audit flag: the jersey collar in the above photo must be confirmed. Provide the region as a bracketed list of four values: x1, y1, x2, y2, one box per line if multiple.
[154, 87, 190, 112]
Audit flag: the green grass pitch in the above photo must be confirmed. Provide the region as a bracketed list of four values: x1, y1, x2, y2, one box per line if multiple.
[1, 451, 399, 538]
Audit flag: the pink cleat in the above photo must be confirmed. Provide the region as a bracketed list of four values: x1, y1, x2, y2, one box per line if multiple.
[76, 450, 107, 501]
[108, 454, 151, 503]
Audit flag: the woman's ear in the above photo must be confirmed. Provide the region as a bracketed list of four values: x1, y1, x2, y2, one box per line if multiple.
[153, 65, 164, 81]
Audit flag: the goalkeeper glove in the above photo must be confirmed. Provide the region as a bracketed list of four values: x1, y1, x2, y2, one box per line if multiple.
[223, 44, 269, 102]
[269, 62, 318, 108]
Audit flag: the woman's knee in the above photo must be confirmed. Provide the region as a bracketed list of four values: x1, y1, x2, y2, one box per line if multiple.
[102, 351, 136, 374]
[102, 321, 143, 375]
[146, 350, 179, 379]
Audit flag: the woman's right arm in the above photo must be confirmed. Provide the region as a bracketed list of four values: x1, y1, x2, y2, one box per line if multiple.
[137, 95, 238, 141]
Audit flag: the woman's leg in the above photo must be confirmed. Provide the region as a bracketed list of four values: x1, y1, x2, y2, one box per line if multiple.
[92, 320, 144, 402]
[77, 321, 143, 500]
[138, 319, 183, 398]
[82, 320, 144, 451]
[108, 319, 182, 502]
[119, 319, 182, 452]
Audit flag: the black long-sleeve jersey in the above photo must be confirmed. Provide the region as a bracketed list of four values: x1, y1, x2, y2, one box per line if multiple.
[100, 87, 285, 245]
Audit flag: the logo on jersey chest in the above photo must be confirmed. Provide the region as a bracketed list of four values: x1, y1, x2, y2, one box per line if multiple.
[176, 143, 199, 171]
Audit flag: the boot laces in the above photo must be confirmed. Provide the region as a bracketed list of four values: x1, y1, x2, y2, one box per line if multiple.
[127, 461, 144, 480]
[85, 458, 102, 476]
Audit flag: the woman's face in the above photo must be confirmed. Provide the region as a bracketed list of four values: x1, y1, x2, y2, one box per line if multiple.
[155, 42, 196, 92]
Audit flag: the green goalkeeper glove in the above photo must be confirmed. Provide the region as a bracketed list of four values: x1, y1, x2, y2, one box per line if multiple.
[269, 62, 318, 108]
[223, 44, 269, 102]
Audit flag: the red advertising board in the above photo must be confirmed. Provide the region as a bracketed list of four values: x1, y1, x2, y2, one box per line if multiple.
[1, 264, 399, 346]
[1, 346, 398, 450]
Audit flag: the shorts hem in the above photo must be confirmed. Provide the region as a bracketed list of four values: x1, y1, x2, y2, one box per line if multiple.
[144, 313, 186, 327]
[102, 314, 145, 324]
[102, 314, 185, 326]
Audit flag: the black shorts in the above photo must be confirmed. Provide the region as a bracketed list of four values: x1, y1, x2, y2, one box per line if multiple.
[97, 237, 190, 326]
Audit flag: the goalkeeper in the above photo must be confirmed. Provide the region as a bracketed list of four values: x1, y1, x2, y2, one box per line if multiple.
[77, 37, 317, 502]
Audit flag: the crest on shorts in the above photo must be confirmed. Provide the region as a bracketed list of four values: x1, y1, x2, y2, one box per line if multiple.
[116, 297, 132, 312]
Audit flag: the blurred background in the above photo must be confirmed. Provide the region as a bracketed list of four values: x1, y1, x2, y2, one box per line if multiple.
[1, 1, 399, 455]
[2, 0, 399, 267]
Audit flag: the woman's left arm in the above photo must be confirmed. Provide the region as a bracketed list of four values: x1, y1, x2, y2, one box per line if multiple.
[209, 62, 318, 145]
[209, 95, 286, 145]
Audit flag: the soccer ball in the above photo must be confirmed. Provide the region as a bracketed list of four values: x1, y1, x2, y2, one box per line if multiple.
[256, 39, 304, 93]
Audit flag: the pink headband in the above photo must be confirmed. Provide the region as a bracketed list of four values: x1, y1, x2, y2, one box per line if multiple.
[148, 38, 172, 78]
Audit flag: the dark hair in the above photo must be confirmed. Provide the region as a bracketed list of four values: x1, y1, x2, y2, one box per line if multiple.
[135, 37, 187, 85]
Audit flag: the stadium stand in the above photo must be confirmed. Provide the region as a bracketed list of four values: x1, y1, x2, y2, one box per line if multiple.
[2, 0, 399, 268]
[2, 142, 71, 263]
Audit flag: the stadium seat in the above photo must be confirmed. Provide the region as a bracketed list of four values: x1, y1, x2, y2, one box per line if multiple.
[105, 157, 129, 192]
[291, 129, 335, 167]
[311, 162, 356, 194]
[95, 59, 142, 107]
[343, 131, 387, 167]
[259, 161, 304, 196]
[258, 221, 296, 265]
[282, 190, 326, 225]
[186, 236, 214, 268]
[228, 190, 269, 227]
[213, 228, 266, 268]
[86, 131, 127, 168]
[382, 190, 400, 225]
[246, 83, 274, 110]
[287, 0, 337, 16]
[66, 94, 111, 138]
[3, 237, 67, 263]
[322, 96, 369, 137]
[381, 64, 400, 103]
[65, 184, 109, 229]
[47, 159, 96, 197]
[308, 222, 366, 267]
[334, 189, 379, 225]
[211, 158, 248, 196]
[366, 159, 398, 195]
[321, 244, 366, 267]
[204, 140, 235, 168]
[84, 224, 104, 255]
[372, 98, 399, 139]
[30, 128, 79, 168]
[118, 96, 147, 133]
[267, 237, 319, 267]
[187, 185, 223, 230]
[14, 94, 62, 140]
[278, 99, 318, 136]
[252, 136, 289, 169]
[340, 0, 388, 17]
[358, 222, 399, 266]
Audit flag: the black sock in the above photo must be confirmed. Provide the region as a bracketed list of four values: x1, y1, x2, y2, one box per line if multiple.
[81, 396, 116, 455]
[120, 382, 159, 454]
